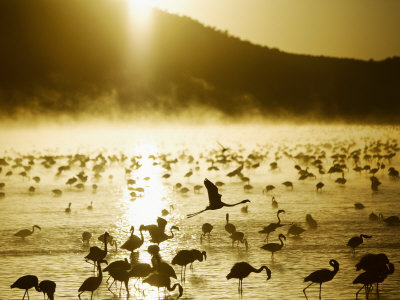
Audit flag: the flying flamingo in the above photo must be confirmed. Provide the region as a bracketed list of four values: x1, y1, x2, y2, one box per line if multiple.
[303, 259, 339, 300]
[187, 178, 250, 218]
[227, 262, 271, 292]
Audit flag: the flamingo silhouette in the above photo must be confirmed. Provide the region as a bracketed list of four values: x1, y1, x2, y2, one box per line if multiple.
[227, 262, 271, 292]
[261, 233, 286, 257]
[121, 225, 145, 253]
[11, 275, 40, 299]
[65, 202, 71, 213]
[85, 232, 109, 272]
[103, 258, 131, 284]
[172, 249, 206, 280]
[230, 231, 248, 251]
[78, 259, 107, 300]
[201, 223, 213, 242]
[303, 259, 339, 300]
[38, 280, 56, 300]
[14, 225, 41, 239]
[143, 273, 183, 299]
[187, 178, 250, 218]
[225, 213, 236, 235]
[259, 210, 285, 242]
[128, 263, 152, 289]
[347, 234, 372, 254]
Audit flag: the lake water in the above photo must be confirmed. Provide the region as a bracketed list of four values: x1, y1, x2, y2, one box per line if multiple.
[0, 123, 399, 299]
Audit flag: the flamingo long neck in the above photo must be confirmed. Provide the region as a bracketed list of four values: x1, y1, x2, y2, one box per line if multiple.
[277, 213, 282, 225]
[31, 226, 36, 233]
[167, 283, 180, 292]
[139, 229, 144, 242]
[279, 236, 284, 247]
[97, 261, 103, 280]
[255, 266, 268, 274]
[224, 201, 244, 207]
[103, 235, 108, 253]
[168, 228, 175, 238]
[330, 262, 339, 275]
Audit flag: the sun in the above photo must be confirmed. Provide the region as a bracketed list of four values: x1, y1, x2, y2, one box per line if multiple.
[128, 0, 157, 26]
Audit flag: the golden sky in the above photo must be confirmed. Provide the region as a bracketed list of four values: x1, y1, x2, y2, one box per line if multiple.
[148, 0, 400, 60]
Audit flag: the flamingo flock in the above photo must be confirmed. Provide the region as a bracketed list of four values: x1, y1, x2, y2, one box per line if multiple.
[4, 137, 399, 299]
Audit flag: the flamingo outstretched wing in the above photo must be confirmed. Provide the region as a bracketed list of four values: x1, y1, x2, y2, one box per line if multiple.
[204, 178, 222, 207]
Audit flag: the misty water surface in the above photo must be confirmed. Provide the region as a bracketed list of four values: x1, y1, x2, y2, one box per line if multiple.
[0, 123, 399, 299]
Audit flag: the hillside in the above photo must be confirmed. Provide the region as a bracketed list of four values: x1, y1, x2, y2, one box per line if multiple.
[1, 0, 399, 122]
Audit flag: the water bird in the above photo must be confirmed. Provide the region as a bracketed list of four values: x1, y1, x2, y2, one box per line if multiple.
[306, 214, 317, 229]
[369, 212, 379, 221]
[225, 213, 236, 235]
[241, 205, 248, 213]
[103, 258, 131, 284]
[316, 182, 324, 191]
[282, 181, 293, 190]
[32, 176, 40, 183]
[347, 234, 372, 253]
[356, 253, 389, 272]
[65, 202, 71, 213]
[82, 231, 92, 245]
[230, 231, 248, 251]
[354, 203, 365, 210]
[78, 259, 107, 300]
[261, 233, 286, 257]
[287, 224, 306, 237]
[227, 262, 271, 292]
[172, 249, 207, 280]
[353, 263, 394, 299]
[201, 223, 213, 242]
[38, 280, 56, 300]
[187, 178, 250, 218]
[271, 196, 278, 209]
[380, 214, 400, 226]
[52, 189, 62, 196]
[143, 273, 183, 298]
[128, 263, 152, 288]
[259, 209, 285, 242]
[105, 266, 130, 296]
[193, 184, 203, 193]
[14, 225, 41, 239]
[370, 176, 381, 191]
[87, 201, 93, 210]
[335, 173, 346, 184]
[85, 232, 109, 271]
[263, 185, 275, 193]
[11, 275, 40, 299]
[28, 186, 35, 193]
[121, 225, 145, 253]
[303, 259, 339, 300]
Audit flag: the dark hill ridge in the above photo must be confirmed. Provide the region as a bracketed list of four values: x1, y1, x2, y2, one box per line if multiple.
[1, 0, 399, 122]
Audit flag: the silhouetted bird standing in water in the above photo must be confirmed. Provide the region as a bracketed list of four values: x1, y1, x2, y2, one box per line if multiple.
[306, 214, 317, 229]
[11, 275, 40, 299]
[227, 262, 271, 293]
[225, 213, 236, 235]
[38, 280, 56, 300]
[303, 259, 339, 300]
[316, 182, 324, 192]
[347, 234, 372, 254]
[143, 273, 183, 299]
[14, 225, 41, 239]
[200, 223, 213, 242]
[259, 210, 285, 242]
[85, 232, 109, 272]
[78, 259, 107, 300]
[261, 233, 286, 257]
[120, 225, 145, 253]
[187, 178, 250, 218]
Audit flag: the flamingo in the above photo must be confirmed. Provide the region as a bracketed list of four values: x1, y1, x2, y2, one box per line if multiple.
[200, 223, 213, 242]
[78, 259, 107, 300]
[287, 224, 306, 237]
[187, 178, 250, 218]
[103, 258, 131, 284]
[303, 259, 339, 300]
[143, 273, 183, 298]
[172, 249, 206, 280]
[65, 202, 71, 213]
[11, 275, 40, 299]
[261, 233, 286, 257]
[316, 182, 324, 191]
[38, 280, 56, 300]
[82, 231, 92, 245]
[85, 232, 109, 272]
[14, 225, 41, 239]
[128, 263, 152, 289]
[347, 234, 372, 254]
[271, 196, 278, 209]
[120, 225, 145, 253]
[230, 231, 248, 251]
[147, 225, 179, 244]
[225, 213, 236, 235]
[227, 262, 271, 292]
[259, 210, 285, 242]
[306, 214, 317, 229]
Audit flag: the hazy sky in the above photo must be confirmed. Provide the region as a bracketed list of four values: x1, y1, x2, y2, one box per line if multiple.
[150, 0, 400, 60]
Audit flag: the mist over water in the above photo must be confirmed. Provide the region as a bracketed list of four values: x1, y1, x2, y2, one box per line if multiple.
[0, 121, 399, 299]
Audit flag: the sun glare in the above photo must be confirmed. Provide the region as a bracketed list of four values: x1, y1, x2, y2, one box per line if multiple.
[128, 0, 155, 26]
